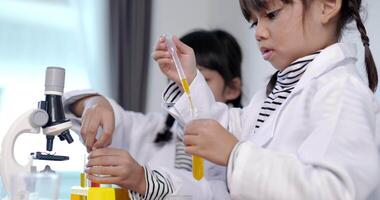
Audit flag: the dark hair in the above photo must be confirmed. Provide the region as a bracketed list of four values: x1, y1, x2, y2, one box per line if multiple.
[212, 30, 243, 107]
[181, 29, 243, 107]
[239, 0, 378, 94]
[155, 29, 243, 144]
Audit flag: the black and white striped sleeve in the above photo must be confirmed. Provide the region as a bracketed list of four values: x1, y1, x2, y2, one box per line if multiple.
[129, 166, 174, 200]
[162, 81, 183, 108]
[174, 135, 192, 172]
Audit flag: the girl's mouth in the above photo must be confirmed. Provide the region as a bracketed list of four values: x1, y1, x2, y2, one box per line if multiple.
[261, 48, 274, 60]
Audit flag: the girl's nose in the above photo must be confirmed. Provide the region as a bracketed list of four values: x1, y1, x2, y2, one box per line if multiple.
[255, 22, 269, 41]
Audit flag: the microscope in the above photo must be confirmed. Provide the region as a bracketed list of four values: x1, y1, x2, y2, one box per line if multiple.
[0, 67, 74, 195]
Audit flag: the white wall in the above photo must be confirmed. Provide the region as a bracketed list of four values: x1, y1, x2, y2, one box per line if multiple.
[146, 0, 380, 112]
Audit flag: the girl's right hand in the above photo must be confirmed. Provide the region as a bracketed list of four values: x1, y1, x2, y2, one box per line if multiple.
[71, 95, 115, 152]
[152, 35, 197, 85]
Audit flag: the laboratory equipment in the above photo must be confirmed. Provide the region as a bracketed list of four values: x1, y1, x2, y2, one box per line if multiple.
[0, 67, 73, 198]
[164, 35, 204, 180]
[70, 186, 129, 200]
[9, 172, 60, 200]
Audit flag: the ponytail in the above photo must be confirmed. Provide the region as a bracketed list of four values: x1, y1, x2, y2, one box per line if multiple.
[154, 114, 175, 144]
[348, 0, 378, 92]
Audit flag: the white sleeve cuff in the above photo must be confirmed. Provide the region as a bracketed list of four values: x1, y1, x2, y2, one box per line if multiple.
[62, 90, 100, 141]
[63, 89, 100, 117]
[63, 90, 123, 145]
[162, 70, 216, 125]
[226, 141, 244, 191]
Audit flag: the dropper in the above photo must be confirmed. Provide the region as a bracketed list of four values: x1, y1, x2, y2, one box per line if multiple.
[164, 34, 204, 180]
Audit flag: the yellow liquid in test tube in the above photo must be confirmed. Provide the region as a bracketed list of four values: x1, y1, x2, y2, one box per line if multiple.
[80, 173, 86, 187]
[165, 34, 204, 180]
[181, 79, 204, 180]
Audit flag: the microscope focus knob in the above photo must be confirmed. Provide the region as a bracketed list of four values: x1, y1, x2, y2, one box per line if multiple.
[30, 109, 49, 127]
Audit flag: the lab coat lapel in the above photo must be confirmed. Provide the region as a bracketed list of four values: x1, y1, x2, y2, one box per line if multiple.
[246, 91, 277, 147]
[293, 43, 357, 93]
[250, 43, 357, 147]
[241, 89, 266, 140]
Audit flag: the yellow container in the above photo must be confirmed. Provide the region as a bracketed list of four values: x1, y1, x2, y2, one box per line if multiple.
[70, 186, 130, 200]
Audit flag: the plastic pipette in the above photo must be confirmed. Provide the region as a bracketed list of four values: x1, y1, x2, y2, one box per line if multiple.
[164, 34, 204, 180]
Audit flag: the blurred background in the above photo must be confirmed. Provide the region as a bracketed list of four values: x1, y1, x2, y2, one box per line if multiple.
[0, 0, 379, 198]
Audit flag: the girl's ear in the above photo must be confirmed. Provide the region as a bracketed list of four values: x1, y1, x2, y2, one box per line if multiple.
[320, 0, 342, 24]
[223, 77, 242, 102]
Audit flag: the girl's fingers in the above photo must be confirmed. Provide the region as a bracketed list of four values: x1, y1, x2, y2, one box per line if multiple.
[80, 114, 89, 144]
[87, 155, 122, 167]
[184, 145, 199, 156]
[86, 174, 121, 184]
[93, 116, 114, 149]
[183, 134, 198, 146]
[82, 113, 96, 152]
[152, 51, 171, 60]
[184, 122, 201, 136]
[173, 36, 192, 54]
[88, 148, 123, 158]
[154, 37, 167, 51]
[157, 58, 174, 66]
[93, 130, 112, 150]
[86, 165, 119, 177]
[86, 115, 101, 150]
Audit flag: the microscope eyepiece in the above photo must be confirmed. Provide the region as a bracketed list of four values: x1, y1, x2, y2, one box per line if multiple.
[45, 67, 65, 95]
[40, 67, 73, 152]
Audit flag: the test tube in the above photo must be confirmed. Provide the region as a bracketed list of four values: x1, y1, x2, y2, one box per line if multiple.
[80, 153, 87, 188]
[164, 34, 204, 180]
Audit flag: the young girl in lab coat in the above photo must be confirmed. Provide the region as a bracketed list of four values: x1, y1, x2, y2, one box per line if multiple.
[153, 0, 380, 199]
[63, 30, 243, 199]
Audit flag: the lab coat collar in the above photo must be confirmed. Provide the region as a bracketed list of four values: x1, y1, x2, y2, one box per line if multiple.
[251, 43, 357, 147]
[296, 42, 357, 90]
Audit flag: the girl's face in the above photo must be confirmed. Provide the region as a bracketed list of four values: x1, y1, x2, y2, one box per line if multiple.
[250, 0, 328, 70]
[198, 66, 241, 103]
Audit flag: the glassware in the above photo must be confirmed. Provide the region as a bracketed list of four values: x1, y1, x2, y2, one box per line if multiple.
[8, 172, 60, 200]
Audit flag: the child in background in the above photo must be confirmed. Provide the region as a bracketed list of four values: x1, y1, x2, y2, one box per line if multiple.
[154, 0, 380, 199]
[64, 29, 243, 199]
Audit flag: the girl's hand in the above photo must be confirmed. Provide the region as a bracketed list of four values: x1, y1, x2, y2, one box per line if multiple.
[86, 148, 146, 194]
[152, 35, 197, 85]
[184, 119, 238, 166]
[71, 95, 115, 152]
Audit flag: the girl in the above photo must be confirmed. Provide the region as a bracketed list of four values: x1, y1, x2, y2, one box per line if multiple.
[153, 0, 380, 199]
[63, 30, 242, 199]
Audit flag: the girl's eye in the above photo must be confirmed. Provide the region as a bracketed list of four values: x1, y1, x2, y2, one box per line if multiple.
[266, 9, 280, 20]
[249, 21, 258, 29]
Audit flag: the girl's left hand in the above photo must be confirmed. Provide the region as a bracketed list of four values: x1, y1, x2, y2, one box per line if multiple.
[184, 119, 238, 166]
[86, 148, 146, 194]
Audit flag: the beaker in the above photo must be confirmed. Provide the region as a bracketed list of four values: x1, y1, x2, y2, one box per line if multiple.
[9, 172, 60, 200]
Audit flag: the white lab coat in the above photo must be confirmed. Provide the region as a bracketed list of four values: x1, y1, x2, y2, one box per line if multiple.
[63, 91, 230, 200]
[165, 43, 380, 200]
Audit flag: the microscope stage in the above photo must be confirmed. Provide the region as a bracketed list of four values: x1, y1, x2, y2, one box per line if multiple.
[31, 151, 69, 161]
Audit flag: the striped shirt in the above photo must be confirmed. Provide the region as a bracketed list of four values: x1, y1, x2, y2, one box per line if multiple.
[254, 52, 320, 132]
[163, 81, 182, 106]
[162, 81, 199, 172]
[174, 135, 193, 172]
[129, 167, 174, 200]
[129, 118, 192, 200]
